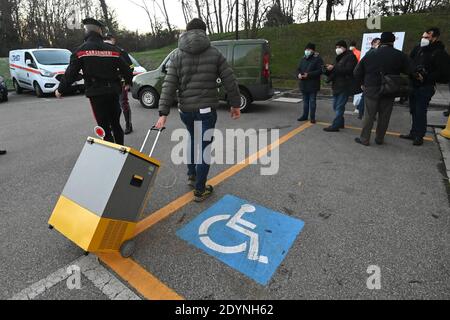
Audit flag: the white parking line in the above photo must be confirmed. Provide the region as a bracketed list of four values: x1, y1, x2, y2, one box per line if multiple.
[9, 255, 141, 300]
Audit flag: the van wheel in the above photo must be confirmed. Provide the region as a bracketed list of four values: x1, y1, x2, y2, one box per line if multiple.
[13, 79, 23, 94]
[139, 87, 159, 109]
[239, 89, 252, 113]
[34, 82, 44, 98]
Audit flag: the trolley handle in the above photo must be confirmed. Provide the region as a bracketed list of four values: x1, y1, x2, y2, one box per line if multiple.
[140, 126, 166, 157]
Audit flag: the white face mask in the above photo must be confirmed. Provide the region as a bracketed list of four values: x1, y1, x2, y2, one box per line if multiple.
[304, 50, 313, 57]
[336, 48, 344, 55]
[420, 38, 430, 47]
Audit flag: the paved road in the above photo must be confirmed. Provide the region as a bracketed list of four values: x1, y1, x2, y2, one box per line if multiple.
[0, 92, 449, 300]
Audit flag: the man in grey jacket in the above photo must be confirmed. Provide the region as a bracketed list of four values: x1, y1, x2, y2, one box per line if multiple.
[155, 19, 241, 202]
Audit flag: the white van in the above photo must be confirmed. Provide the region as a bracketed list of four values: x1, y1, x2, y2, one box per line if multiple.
[9, 48, 84, 97]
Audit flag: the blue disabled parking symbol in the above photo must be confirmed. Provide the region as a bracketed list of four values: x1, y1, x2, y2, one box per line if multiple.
[176, 195, 305, 285]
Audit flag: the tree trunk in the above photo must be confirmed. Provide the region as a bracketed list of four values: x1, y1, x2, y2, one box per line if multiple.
[99, 0, 114, 32]
[326, 0, 333, 21]
[194, 0, 202, 18]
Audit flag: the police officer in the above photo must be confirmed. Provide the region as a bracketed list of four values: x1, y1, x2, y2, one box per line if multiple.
[55, 18, 133, 146]
[104, 33, 134, 135]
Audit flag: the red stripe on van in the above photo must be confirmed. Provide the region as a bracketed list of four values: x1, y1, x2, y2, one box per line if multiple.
[10, 63, 41, 75]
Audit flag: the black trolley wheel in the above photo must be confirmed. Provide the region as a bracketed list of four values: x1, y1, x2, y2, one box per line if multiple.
[120, 239, 136, 258]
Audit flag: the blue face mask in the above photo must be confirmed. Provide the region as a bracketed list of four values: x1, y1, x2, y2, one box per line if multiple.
[304, 50, 313, 57]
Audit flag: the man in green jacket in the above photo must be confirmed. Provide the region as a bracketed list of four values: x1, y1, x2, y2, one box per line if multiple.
[155, 18, 241, 202]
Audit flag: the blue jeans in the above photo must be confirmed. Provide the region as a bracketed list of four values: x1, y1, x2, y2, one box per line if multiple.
[409, 85, 435, 139]
[332, 93, 349, 129]
[301, 91, 318, 120]
[179, 109, 217, 192]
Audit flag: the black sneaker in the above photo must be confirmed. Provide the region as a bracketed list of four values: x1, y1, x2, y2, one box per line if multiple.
[323, 126, 339, 132]
[0, 150, 6, 155]
[355, 137, 370, 146]
[413, 137, 424, 146]
[297, 116, 308, 122]
[400, 134, 414, 140]
[194, 185, 214, 202]
[124, 123, 133, 135]
[188, 175, 196, 188]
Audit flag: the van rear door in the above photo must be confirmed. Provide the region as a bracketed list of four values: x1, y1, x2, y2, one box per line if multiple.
[9, 51, 26, 87]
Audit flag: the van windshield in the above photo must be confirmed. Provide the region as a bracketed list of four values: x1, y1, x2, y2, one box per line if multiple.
[32, 50, 71, 66]
[129, 54, 141, 67]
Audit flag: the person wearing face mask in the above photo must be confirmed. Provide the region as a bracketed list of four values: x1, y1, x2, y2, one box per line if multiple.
[323, 40, 358, 132]
[353, 32, 411, 146]
[297, 43, 324, 124]
[400, 27, 449, 146]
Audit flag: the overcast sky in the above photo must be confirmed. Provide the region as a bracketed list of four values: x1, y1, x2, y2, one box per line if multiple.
[107, 0, 187, 33]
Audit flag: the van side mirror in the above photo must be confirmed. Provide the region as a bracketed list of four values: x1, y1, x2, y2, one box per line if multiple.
[26, 59, 35, 68]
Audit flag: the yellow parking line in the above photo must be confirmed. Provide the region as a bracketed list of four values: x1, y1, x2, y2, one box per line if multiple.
[99, 122, 314, 300]
[316, 121, 434, 142]
[97, 252, 183, 300]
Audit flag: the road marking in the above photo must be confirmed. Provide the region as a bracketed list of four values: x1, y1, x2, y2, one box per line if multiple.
[9, 255, 140, 300]
[98, 253, 183, 300]
[316, 122, 434, 142]
[272, 97, 303, 103]
[177, 195, 305, 285]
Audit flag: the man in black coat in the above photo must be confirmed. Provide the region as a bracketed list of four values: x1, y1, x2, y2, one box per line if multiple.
[400, 27, 449, 146]
[323, 40, 358, 132]
[297, 43, 323, 124]
[56, 18, 133, 146]
[354, 32, 411, 146]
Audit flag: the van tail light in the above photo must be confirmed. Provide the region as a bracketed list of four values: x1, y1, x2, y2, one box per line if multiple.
[262, 53, 270, 79]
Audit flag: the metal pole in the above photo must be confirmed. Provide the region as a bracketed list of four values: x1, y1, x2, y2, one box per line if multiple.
[235, 0, 239, 40]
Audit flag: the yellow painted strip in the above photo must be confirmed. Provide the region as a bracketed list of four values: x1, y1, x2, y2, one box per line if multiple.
[98, 252, 184, 300]
[316, 121, 434, 142]
[135, 122, 313, 234]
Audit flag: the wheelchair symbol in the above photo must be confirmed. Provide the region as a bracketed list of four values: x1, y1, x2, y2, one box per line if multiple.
[198, 204, 269, 264]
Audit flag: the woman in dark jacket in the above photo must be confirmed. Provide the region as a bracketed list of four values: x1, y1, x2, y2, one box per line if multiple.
[297, 43, 324, 123]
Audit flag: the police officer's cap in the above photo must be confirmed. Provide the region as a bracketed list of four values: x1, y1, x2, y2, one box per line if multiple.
[82, 18, 104, 28]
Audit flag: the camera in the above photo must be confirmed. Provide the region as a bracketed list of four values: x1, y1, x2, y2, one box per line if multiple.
[415, 65, 428, 77]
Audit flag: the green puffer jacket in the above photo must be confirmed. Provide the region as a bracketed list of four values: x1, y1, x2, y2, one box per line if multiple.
[158, 29, 241, 116]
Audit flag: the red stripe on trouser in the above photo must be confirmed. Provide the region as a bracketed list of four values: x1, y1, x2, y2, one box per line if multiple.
[88, 98, 98, 123]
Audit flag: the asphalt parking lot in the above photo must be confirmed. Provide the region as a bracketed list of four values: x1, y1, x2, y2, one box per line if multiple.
[1, 91, 449, 300]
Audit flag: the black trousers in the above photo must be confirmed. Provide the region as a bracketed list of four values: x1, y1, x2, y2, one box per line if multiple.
[89, 94, 124, 145]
